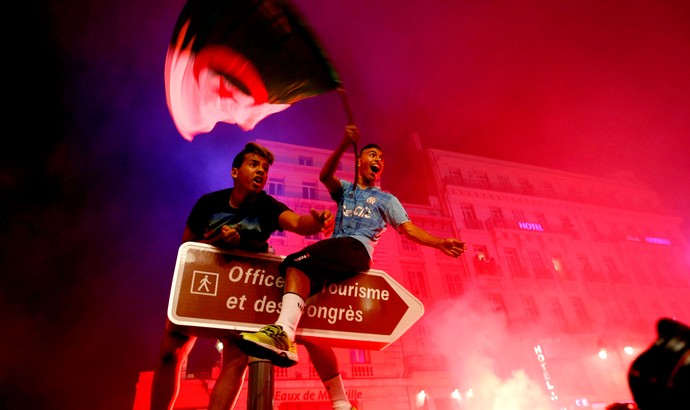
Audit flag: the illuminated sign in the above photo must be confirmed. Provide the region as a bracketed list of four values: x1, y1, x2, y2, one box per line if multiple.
[518, 222, 544, 232]
[534, 344, 559, 402]
[274, 388, 362, 402]
[626, 235, 671, 245]
[645, 237, 671, 245]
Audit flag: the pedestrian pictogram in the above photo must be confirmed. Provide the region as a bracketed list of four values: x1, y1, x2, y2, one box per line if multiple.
[190, 271, 218, 296]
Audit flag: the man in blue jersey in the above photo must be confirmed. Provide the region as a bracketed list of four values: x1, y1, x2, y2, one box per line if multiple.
[237, 125, 467, 410]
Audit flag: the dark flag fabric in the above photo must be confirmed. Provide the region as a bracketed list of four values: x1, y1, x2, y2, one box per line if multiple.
[165, 0, 341, 141]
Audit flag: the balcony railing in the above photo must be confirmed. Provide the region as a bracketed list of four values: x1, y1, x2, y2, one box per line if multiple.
[350, 364, 374, 378]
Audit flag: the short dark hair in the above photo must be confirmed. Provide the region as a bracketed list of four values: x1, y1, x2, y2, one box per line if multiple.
[358, 143, 382, 157]
[232, 142, 275, 169]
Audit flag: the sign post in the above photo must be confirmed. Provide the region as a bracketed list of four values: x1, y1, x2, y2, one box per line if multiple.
[167, 242, 425, 408]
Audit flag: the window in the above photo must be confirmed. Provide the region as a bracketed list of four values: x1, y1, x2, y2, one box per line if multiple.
[415, 323, 433, 350]
[443, 270, 464, 297]
[473, 244, 497, 276]
[489, 207, 506, 224]
[520, 295, 540, 321]
[585, 219, 601, 241]
[577, 253, 603, 282]
[603, 256, 628, 284]
[505, 247, 528, 278]
[350, 361, 374, 378]
[302, 182, 317, 199]
[406, 267, 429, 299]
[519, 178, 534, 194]
[474, 245, 488, 259]
[511, 209, 526, 222]
[298, 156, 313, 166]
[268, 178, 284, 196]
[488, 293, 506, 314]
[497, 175, 513, 191]
[529, 249, 552, 280]
[447, 168, 464, 185]
[461, 204, 481, 229]
[551, 253, 575, 281]
[469, 170, 491, 188]
[400, 237, 420, 253]
[548, 297, 567, 328]
[349, 349, 370, 364]
[570, 297, 590, 324]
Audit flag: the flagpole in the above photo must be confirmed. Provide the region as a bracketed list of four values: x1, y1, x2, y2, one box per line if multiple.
[337, 88, 358, 187]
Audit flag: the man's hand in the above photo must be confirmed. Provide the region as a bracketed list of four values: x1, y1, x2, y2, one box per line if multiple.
[219, 225, 241, 244]
[344, 124, 360, 145]
[438, 238, 467, 258]
[311, 208, 335, 237]
[204, 225, 241, 245]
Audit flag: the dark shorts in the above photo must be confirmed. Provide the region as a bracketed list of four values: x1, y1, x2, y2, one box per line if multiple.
[279, 237, 371, 296]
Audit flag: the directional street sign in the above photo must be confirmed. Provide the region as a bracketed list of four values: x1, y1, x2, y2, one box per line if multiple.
[168, 242, 425, 350]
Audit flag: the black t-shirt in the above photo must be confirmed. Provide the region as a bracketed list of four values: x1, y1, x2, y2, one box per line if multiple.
[186, 188, 291, 252]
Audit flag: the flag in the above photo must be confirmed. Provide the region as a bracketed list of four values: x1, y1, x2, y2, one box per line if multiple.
[165, 0, 342, 141]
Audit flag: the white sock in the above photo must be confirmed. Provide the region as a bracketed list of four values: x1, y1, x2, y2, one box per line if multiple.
[323, 374, 351, 410]
[275, 292, 304, 341]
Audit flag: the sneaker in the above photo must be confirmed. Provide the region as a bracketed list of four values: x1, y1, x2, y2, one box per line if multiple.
[237, 324, 298, 367]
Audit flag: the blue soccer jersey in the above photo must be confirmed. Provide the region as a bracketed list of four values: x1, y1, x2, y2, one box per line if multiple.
[331, 179, 410, 257]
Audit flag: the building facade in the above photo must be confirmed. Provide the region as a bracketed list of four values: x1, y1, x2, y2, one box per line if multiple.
[133, 137, 690, 409]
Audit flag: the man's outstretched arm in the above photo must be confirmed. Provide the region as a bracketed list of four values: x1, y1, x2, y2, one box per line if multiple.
[320, 124, 359, 193]
[398, 221, 466, 258]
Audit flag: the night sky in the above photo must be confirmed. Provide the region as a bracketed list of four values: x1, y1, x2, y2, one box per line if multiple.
[3, 1, 690, 409]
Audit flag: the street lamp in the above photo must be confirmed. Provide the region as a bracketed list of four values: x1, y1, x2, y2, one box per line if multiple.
[416, 390, 427, 408]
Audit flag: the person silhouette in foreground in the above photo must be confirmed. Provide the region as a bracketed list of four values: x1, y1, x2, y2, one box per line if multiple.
[151, 142, 334, 410]
[627, 317, 689, 410]
[237, 124, 467, 410]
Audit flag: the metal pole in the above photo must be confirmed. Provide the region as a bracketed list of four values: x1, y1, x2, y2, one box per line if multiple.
[337, 88, 358, 187]
[247, 357, 273, 410]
